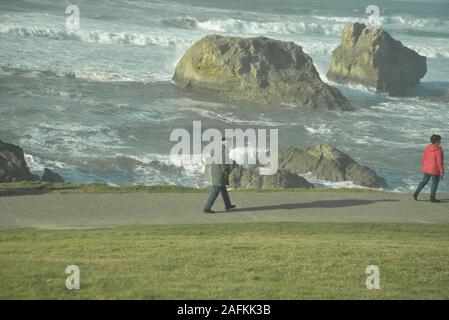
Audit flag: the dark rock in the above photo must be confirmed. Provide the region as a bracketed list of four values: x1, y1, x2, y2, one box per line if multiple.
[41, 168, 65, 183]
[229, 167, 314, 189]
[0, 139, 40, 182]
[278, 144, 387, 188]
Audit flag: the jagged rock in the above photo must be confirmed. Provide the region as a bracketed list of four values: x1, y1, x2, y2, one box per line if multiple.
[173, 34, 351, 110]
[279, 144, 387, 188]
[229, 167, 314, 189]
[262, 169, 315, 189]
[41, 168, 65, 183]
[0, 139, 40, 182]
[327, 22, 427, 95]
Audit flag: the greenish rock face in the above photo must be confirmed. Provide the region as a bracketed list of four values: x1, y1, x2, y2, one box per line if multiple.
[278, 144, 387, 189]
[228, 167, 315, 189]
[224, 143, 386, 189]
[173, 35, 351, 110]
[327, 22, 427, 95]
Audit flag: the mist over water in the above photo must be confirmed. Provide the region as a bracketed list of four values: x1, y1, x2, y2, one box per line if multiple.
[1, 0, 449, 191]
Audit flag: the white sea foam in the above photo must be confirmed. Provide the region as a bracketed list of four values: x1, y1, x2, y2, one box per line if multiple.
[24, 153, 78, 172]
[161, 16, 201, 30]
[71, 69, 172, 83]
[180, 107, 284, 127]
[381, 15, 449, 29]
[407, 44, 449, 58]
[313, 14, 449, 30]
[197, 18, 345, 36]
[304, 124, 334, 135]
[20, 123, 126, 156]
[0, 24, 192, 48]
[1, 63, 173, 83]
[301, 172, 382, 190]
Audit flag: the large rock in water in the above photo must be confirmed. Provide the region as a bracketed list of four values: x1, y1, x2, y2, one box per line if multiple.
[229, 167, 314, 189]
[173, 35, 351, 110]
[279, 144, 387, 188]
[0, 140, 40, 182]
[327, 23, 427, 95]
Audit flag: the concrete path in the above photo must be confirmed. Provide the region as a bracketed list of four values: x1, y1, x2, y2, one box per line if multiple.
[1, 191, 449, 230]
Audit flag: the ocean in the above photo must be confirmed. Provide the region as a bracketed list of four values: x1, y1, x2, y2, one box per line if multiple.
[1, 0, 448, 191]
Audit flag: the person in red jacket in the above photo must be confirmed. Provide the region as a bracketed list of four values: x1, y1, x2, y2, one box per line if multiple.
[413, 134, 444, 202]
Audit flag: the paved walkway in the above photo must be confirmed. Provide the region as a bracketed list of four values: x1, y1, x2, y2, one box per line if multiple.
[1, 191, 449, 229]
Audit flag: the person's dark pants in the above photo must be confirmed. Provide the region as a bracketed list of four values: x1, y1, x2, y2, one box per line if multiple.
[415, 173, 440, 198]
[204, 185, 231, 210]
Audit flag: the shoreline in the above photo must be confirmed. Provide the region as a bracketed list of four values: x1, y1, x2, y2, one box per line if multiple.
[0, 181, 390, 196]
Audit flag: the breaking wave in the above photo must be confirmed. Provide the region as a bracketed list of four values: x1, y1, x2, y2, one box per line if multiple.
[196, 18, 345, 36]
[0, 24, 192, 47]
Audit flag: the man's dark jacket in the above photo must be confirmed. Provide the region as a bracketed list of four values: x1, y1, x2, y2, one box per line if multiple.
[210, 147, 232, 186]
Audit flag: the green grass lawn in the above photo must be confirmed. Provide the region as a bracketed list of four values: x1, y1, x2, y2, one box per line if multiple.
[0, 222, 448, 299]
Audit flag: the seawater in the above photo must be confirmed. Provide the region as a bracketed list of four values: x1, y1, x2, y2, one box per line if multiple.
[1, 0, 448, 191]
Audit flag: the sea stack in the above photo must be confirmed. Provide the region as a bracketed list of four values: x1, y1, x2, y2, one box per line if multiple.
[327, 22, 427, 95]
[173, 35, 351, 110]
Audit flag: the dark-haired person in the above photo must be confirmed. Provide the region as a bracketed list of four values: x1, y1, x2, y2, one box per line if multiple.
[203, 137, 236, 214]
[413, 134, 444, 202]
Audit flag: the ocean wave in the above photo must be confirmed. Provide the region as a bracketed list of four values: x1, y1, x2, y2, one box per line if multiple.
[313, 14, 449, 30]
[301, 172, 381, 190]
[304, 124, 335, 135]
[161, 16, 200, 30]
[24, 153, 79, 172]
[0, 64, 173, 83]
[196, 18, 345, 36]
[161, 14, 449, 38]
[160, 14, 448, 37]
[20, 122, 126, 156]
[381, 15, 449, 29]
[406, 45, 449, 58]
[69, 69, 172, 83]
[24, 151, 206, 187]
[180, 107, 284, 127]
[0, 24, 191, 47]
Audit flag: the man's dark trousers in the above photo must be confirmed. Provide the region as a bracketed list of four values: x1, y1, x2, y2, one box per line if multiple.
[204, 185, 232, 210]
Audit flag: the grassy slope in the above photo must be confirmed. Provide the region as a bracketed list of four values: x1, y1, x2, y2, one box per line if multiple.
[0, 222, 448, 299]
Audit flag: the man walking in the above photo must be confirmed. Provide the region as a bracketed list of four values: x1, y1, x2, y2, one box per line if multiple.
[203, 137, 236, 214]
[413, 134, 444, 202]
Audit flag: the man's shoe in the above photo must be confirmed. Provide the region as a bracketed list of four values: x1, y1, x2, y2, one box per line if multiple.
[413, 192, 418, 201]
[225, 205, 236, 211]
[203, 209, 216, 214]
[430, 197, 441, 203]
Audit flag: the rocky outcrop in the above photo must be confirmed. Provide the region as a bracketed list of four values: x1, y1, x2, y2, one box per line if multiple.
[327, 22, 427, 95]
[41, 168, 65, 183]
[229, 167, 314, 189]
[0, 140, 40, 182]
[279, 144, 387, 188]
[173, 34, 351, 110]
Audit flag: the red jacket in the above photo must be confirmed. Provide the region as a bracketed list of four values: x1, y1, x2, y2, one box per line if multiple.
[422, 144, 444, 176]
